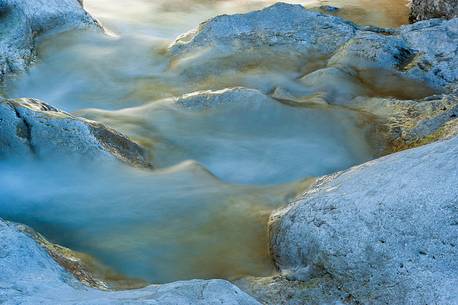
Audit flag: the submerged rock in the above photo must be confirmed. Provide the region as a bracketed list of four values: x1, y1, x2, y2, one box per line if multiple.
[410, 0, 458, 22]
[0, 0, 100, 81]
[0, 98, 151, 167]
[0, 219, 261, 305]
[270, 135, 458, 304]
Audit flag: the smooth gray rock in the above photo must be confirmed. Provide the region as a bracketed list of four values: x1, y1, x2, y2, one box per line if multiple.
[270, 136, 458, 305]
[410, 0, 458, 22]
[168, 3, 357, 79]
[328, 18, 458, 92]
[0, 0, 99, 80]
[0, 97, 151, 167]
[168, 4, 457, 95]
[0, 219, 261, 305]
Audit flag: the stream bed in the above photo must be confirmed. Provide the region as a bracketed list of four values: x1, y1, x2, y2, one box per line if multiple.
[0, 0, 410, 286]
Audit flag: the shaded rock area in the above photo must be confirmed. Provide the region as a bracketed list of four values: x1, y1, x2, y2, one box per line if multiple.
[0, 0, 100, 81]
[269, 135, 458, 305]
[235, 275, 354, 305]
[0, 98, 151, 167]
[410, 0, 458, 22]
[0, 219, 261, 305]
[347, 94, 458, 151]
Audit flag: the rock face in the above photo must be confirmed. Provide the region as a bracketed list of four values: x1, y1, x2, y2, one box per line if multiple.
[347, 94, 458, 150]
[168, 3, 356, 79]
[0, 219, 261, 305]
[0, 0, 99, 80]
[0, 98, 151, 167]
[235, 275, 351, 305]
[270, 136, 458, 305]
[169, 4, 458, 94]
[410, 0, 458, 22]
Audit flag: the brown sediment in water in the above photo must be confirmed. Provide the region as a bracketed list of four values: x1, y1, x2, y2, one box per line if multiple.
[17, 224, 149, 290]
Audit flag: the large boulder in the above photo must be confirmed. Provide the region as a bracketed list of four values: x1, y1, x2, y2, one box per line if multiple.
[270, 135, 458, 304]
[168, 3, 357, 80]
[0, 0, 100, 80]
[0, 219, 260, 305]
[410, 0, 458, 22]
[275, 18, 457, 104]
[168, 4, 457, 97]
[0, 97, 151, 167]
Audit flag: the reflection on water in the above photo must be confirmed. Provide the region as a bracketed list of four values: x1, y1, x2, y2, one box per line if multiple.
[0, 159, 309, 283]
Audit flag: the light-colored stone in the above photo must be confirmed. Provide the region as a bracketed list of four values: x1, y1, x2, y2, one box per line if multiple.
[270, 136, 458, 305]
[328, 18, 458, 92]
[235, 275, 353, 305]
[0, 0, 100, 80]
[168, 4, 457, 95]
[0, 219, 261, 305]
[168, 3, 357, 80]
[0, 97, 151, 167]
[410, 0, 458, 22]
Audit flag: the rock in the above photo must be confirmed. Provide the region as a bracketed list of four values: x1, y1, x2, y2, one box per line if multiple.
[168, 4, 457, 95]
[272, 67, 371, 104]
[0, 219, 261, 305]
[270, 135, 458, 304]
[0, 0, 100, 80]
[319, 5, 340, 13]
[0, 97, 151, 167]
[347, 94, 458, 150]
[235, 275, 353, 305]
[400, 18, 458, 90]
[168, 3, 357, 80]
[328, 19, 458, 92]
[410, 0, 458, 22]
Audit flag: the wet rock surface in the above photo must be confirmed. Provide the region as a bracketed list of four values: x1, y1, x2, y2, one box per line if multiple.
[0, 97, 151, 167]
[270, 135, 458, 305]
[410, 0, 458, 22]
[0, 219, 260, 305]
[1, 2, 458, 304]
[0, 0, 99, 80]
[169, 4, 458, 94]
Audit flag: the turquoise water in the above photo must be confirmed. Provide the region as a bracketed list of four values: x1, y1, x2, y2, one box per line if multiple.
[0, 0, 408, 285]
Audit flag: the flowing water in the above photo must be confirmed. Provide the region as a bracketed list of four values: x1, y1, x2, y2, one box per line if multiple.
[0, 0, 411, 286]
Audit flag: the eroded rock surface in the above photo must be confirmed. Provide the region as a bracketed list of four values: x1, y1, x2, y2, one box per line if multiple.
[0, 219, 260, 305]
[0, 98, 151, 167]
[410, 0, 458, 22]
[236, 275, 353, 305]
[348, 94, 458, 150]
[168, 3, 356, 80]
[0, 0, 99, 80]
[270, 136, 458, 305]
[169, 4, 458, 95]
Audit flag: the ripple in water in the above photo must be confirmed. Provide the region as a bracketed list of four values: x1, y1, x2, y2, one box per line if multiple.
[0, 0, 409, 285]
